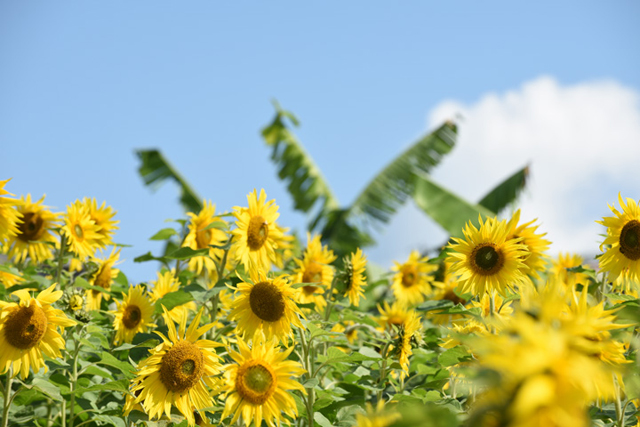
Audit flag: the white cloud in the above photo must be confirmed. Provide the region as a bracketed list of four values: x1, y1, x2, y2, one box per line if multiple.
[369, 76, 640, 267]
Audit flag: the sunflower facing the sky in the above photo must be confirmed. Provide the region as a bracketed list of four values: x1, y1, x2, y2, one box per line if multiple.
[183, 200, 228, 276]
[390, 250, 437, 306]
[598, 194, 640, 282]
[62, 201, 103, 259]
[446, 215, 530, 298]
[0, 284, 76, 378]
[341, 248, 367, 307]
[6, 194, 60, 264]
[232, 189, 284, 272]
[150, 271, 197, 324]
[228, 269, 304, 344]
[0, 178, 22, 243]
[112, 285, 156, 345]
[86, 247, 121, 310]
[222, 336, 306, 427]
[131, 308, 223, 427]
[292, 233, 336, 312]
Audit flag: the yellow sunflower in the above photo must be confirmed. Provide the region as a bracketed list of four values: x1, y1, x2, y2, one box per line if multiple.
[292, 233, 336, 312]
[271, 223, 295, 269]
[150, 271, 197, 324]
[397, 309, 422, 378]
[354, 401, 401, 427]
[377, 301, 411, 332]
[0, 178, 22, 243]
[183, 200, 228, 276]
[0, 284, 76, 378]
[132, 308, 223, 427]
[6, 194, 60, 264]
[222, 336, 306, 427]
[86, 247, 120, 310]
[62, 201, 102, 259]
[112, 285, 156, 345]
[598, 194, 640, 282]
[342, 248, 367, 307]
[84, 198, 119, 248]
[228, 269, 304, 344]
[231, 189, 283, 272]
[0, 268, 23, 288]
[428, 262, 468, 325]
[446, 215, 530, 298]
[506, 209, 551, 281]
[551, 252, 590, 289]
[390, 250, 437, 306]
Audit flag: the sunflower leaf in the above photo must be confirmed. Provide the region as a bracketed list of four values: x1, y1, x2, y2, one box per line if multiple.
[413, 173, 494, 238]
[149, 228, 177, 241]
[165, 247, 209, 260]
[155, 290, 193, 314]
[478, 165, 529, 214]
[136, 149, 203, 213]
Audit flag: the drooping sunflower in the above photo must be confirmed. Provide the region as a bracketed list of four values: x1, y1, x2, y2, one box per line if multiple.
[397, 309, 422, 378]
[222, 336, 306, 427]
[6, 194, 60, 264]
[598, 194, 640, 282]
[83, 198, 119, 248]
[228, 269, 304, 344]
[551, 252, 590, 289]
[62, 201, 102, 259]
[446, 215, 530, 298]
[292, 233, 336, 312]
[183, 200, 228, 276]
[390, 250, 437, 306]
[86, 247, 120, 310]
[0, 178, 22, 243]
[0, 284, 76, 379]
[505, 209, 551, 281]
[132, 308, 223, 426]
[341, 248, 367, 307]
[231, 189, 283, 272]
[112, 285, 156, 345]
[150, 271, 197, 324]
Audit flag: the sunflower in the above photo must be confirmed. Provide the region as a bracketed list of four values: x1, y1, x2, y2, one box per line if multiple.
[354, 401, 401, 427]
[292, 233, 336, 312]
[86, 247, 120, 310]
[6, 194, 60, 264]
[598, 194, 640, 282]
[0, 268, 23, 288]
[397, 309, 422, 378]
[377, 301, 411, 332]
[390, 250, 437, 306]
[271, 223, 295, 269]
[0, 178, 22, 243]
[231, 189, 283, 272]
[131, 308, 223, 426]
[428, 262, 468, 325]
[341, 248, 367, 307]
[150, 271, 197, 324]
[222, 336, 306, 427]
[112, 285, 156, 345]
[505, 209, 550, 281]
[446, 215, 530, 298]
[551, 252, 590, 289]
[83, 198, 119, 248]
[183, 200, 228, 276]
[0, 284, 76, 378]
[62, 201, 102, 259]
[228, 269, 304, 344]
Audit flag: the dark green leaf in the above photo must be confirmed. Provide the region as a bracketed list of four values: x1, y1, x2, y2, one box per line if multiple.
[438, 345, 472, 367]
[165, 247, 209, 260]
[133, 251, 166, 263]
[154, 290, 193, 314]
[478, 165, 529, 214]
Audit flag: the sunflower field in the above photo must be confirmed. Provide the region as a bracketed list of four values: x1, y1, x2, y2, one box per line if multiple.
[1, 110, 640, 427]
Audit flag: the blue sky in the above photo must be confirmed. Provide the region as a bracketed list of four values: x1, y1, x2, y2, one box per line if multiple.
[2, 1, 639, 282]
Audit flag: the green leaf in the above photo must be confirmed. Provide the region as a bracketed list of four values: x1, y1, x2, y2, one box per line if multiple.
[413, 173, 495, 237]
[97, 352, 135, 379]
[136, 149, 203, 213]
[416, 300, 454, 312]
[314, 412, 334, 427]
[261, 101, 340, 217]
[154, 291, 193, 314]
[149, 228, 177, 241]
[133, 251, 166, 263]
[478, 165, 529, 215]
[31, 378, 63, 401]
[165, 246, 209, 260]
[438, 345, 473, 367]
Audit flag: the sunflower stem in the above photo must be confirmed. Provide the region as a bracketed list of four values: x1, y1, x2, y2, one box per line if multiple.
[68, 325, 84, 427]
[376, 341, 392, 401]
[1, 368, 13, 427]
[323, 277, 337, 322]
[298, 327, 315, 427]
[56, 233, 67, 286]
[613, 374, 624, 426]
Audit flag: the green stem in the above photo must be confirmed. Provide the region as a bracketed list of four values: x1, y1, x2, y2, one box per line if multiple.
[323, 278, 337, 322]
[68, 326, 83, 427]
[1, 368, 13, 427]
[376, 341, 392, 401]
[298, 328, 314, 427]
[55, 233, 67, 285]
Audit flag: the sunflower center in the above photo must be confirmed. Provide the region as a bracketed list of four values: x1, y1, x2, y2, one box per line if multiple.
[159, 340, 205, 393]
[302, 285, 318, 296]
[471, 244, 504, 275]
[4, 304, 49, 349]
[196, 227, 212, 250]
[401, 266, 417, 288]
[388, 315, 405, 326]
[620, 220, 640, 261]
[17, 212, 45, 242]
[249, 281, 285, 322]
[122, 305, 142, 329]
[247, 215, 269, 251]
[94, 264, 112, 291]
[236, 362, 276, 405]
[443, 289, 466, 305]
[302, 263, 323, 284]
[74, 224, 84, 239]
